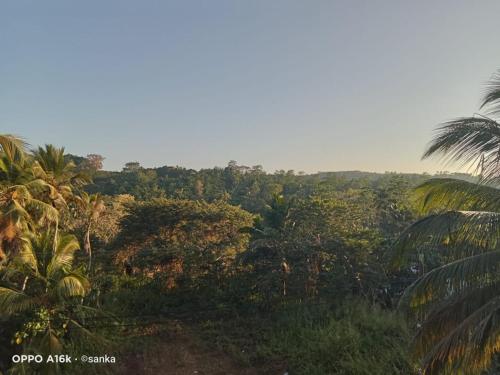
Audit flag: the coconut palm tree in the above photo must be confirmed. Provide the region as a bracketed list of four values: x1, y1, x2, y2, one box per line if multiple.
[32, 145, 89, 209]
[0, 230, 105, 374]
[393, 71, 500, 374]
[0, 182, 59, 261]
[0, 136, 108, 374]
[75, 192, 105, 271]
[0, 134, 31, 185]
[0, 136, 60, 262]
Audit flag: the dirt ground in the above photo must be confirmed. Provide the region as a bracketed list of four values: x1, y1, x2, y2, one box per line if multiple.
[119, 323, 265, 375]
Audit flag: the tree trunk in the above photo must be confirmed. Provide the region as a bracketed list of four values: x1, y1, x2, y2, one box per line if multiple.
[22, 276, 29, 291]
[85, 221, 92, 272]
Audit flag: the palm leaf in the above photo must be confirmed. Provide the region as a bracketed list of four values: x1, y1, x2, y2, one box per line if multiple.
[47, 234, 80, 278]
[0, 134, 27, 163]
[414, 178, 500, 213]
[400, 250, 500, 312]
[0, 158, 7, 174]
[414, 281, 500, 359]
[423, 117, 500, 184]
[392, 211, 500, 266]
[10, 235, 39, 274]
[0, 287, 35, 315]
[420, 296, 500, 374]
[480, 70, 500, 115]
[24, 198, 59, 224]
[401, 68, 500, 373]
[56, 274, 89, 299]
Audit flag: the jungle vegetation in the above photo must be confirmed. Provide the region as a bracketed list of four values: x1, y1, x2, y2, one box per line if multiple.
[3, 71, 500, 375]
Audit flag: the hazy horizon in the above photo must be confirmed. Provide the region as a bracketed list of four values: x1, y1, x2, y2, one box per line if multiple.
[3, 1, 500, 173]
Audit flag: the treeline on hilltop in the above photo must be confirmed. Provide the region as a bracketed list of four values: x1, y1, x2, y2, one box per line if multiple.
[0, 143, 479, 375]
[69, 154, 472, 215]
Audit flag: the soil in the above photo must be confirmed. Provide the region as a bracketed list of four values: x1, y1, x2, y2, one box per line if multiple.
[119, 322, 266, 375]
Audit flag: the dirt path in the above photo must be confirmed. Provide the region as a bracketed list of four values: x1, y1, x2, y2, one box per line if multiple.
[120, 323, 263, 375]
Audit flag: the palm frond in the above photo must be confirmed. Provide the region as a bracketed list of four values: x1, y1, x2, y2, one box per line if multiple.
[47, 234, 80, 278]
[414, 178, 500, 213]
[10, 236, 39, 274]
[7, 198, 32, 223]
[2, 183, 59, 225]
[34, 145, 68, 176]
[0, 158, 7, 174]
[400, 250, 500, 312]
[420, 296, 500, 374]
[401, 69, 500, 373]
[414, 281, 500, 359]
[24, 178, 57, 195]
[56, 274, 89, 299]
[0, 134, 27, 163]
[24, 198, 59, 224]
[0, 287, 35, 315]
[392, 211, 500, 266]
[481, 70, 500, 116]
[423, 117, 500, 183]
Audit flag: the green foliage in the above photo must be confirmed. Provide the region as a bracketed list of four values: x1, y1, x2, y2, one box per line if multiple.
[88, 161, 451, 215]
[394, 69, 500, 374]
[0, 134, 432, 374]
[242, 193, 387, 306]
[0, 135, 112, 375]
[113, 198, 254, 289]
[259, 301, 415, 375]
[0, 231, 109, 374]
[197, 300, 415, 375]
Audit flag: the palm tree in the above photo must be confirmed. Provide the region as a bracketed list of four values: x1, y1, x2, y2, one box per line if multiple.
[393, 70, 500, 374]
[32, 145, 89, 209]
[0, 182, 59, 261]
[0, 136, 60, 262]
[0, 231, 105, 374]
[75, 192, 105, 271]
[0, 137, 108, 374]
[0, 134, 34, 188]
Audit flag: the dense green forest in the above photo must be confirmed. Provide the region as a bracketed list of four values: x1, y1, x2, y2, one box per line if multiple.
[0, 132, 473, 374]
[0, 139, 423, 374]
[4, 70, 500, 374]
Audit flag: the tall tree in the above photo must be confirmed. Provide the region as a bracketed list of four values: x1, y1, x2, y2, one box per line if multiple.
[0, 134, 30, 185]
[0, 136, 104, 374]
[0, 137, 59, 261]
[393, 70, 500, 374]
[75, 192, 105, 271]
[0, 231, 104, 374]
[33, 145, 88, 208]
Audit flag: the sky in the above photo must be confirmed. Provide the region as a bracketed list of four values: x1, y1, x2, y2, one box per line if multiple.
[2, 1, 500, 173]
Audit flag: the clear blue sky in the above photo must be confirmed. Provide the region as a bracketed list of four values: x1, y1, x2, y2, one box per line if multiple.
[2, 1, 500, 173]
